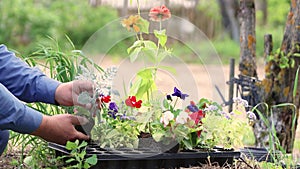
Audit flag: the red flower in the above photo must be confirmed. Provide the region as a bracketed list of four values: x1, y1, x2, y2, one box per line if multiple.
[149, 5, 171, 22]
[189, 110, 205, 137]
[125, 96, 142, 108]
[189, 110, 204, 125]
[101, 95, 111, 103]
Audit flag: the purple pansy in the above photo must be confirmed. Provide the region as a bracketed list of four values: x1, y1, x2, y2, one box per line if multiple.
[171, 87, 189, 100]
[109, 102, 118, 112]
[166, 94, 172, 101]
[108, 102, 118, 119]
[187, 102, 199, 113]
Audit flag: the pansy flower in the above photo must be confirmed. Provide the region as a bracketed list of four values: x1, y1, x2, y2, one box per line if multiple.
[187, 101, 199, 112]
[109, 102, 118, 112]
[100, 95, 111, 103]
[160, 111, 174, 127]
[166, 94, 172, 101]
[125, 96, 142, 108]
[149, 5, 171, 22]
[122, 15, 141, 32]
[189, 110, 205, 125]
[107, 102, 118, 119]
[171, 87, 189, 100]
[175, 111, 190, 124]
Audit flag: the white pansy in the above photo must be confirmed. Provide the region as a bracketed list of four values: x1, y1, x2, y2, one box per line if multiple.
[175, 111, 190, 124]
[160, 111, 174, 127]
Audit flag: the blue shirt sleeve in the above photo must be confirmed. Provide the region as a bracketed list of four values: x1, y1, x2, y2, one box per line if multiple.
[0, 44, 61, 104]
[0, 83, 43, 134]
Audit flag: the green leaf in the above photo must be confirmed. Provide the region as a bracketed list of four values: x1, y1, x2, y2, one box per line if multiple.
[152, 132, 165, 142]
[66, 141, 78, 150]
[156, 50, 171, 63]
[85, 154, 97, 165]
[24, 156, 33, 166]
[293, 53, 300, 57]
[137, 17, 149, 34]
[83, 162, 90, 169]
[158, 65, 177, 75]
[106, 129, 120, 139]
[77, 91, 93, 105]
[65, 158, 76, 164]
[279, 57, 289, 68]
[154, 29, 167, 47]
[129, 47, 142, 62]
[293, 66, 300, 98]
[137, 68, 154, 79]
[143, 40, 157, 49]
[127, 40, 143, 54]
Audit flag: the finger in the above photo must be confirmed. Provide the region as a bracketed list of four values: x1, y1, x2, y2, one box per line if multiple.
[75, 131, 90, 141]
[70, 115, 89, 126]
[73, 80, 94, 94]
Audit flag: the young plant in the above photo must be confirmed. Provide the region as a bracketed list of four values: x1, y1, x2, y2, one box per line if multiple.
[57, 140, 97, 169]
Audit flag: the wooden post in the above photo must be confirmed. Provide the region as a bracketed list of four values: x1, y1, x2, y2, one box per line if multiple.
[228, 58, 235, 113]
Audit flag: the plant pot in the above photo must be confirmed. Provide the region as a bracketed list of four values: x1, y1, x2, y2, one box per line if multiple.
[48, 142, 240, 169]
[75, 117, 95, 140]
[138, 133, 179, 153]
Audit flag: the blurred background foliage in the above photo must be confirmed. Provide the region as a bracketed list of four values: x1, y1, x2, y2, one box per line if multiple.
[0, 0, 290, 64]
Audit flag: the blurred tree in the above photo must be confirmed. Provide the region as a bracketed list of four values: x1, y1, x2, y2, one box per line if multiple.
[239, 0, 300, 153]
[255, 0, 267, 25]
[239, 0, 257, 77]
[89, 0, 102, 7]
[255, 0, 300, 153]
[217, 0, 239, 43]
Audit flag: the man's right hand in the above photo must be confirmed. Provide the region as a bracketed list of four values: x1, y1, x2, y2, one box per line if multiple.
[31, 114, 90, 145]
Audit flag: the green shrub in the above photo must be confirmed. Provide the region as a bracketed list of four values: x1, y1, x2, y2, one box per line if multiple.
[0, 0, 118, 54]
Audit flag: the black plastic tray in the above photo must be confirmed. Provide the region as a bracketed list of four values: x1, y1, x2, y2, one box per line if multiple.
[48, 142, 240, 169]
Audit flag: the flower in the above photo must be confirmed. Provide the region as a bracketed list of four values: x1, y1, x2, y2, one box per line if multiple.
[171, 87, 189, 100]
[233, 97, 249, 107]
[125, 96, 142, 108]
[160, 111, 174, 127]
[122, 15, 141, 32]
[189, 110, 205, 125]
[100, 95, 111, 103]
[246, 111, 257, 121]
[149, 5, 171, 22]
[176, 111, 190, 124]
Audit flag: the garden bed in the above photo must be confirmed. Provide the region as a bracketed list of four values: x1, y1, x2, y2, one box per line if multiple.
[48, 142, 240, 169]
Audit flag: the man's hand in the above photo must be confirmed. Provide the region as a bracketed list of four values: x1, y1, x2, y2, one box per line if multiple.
[31, 114, 90, 145]
[55, 80, 94, 108]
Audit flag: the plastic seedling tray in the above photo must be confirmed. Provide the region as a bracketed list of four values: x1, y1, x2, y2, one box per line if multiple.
[48, 142, 240, 169]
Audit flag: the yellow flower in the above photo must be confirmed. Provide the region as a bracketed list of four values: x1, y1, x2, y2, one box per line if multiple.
[122, 15, 141, 33]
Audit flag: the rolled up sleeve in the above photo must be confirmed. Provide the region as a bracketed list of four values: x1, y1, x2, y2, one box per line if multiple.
[0, 44, 60, 104]
[0, 83, 42, 133]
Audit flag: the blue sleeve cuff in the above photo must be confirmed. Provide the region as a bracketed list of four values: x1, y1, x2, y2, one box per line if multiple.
[36, 76, 61, 104]
[0, 84, 43, 134]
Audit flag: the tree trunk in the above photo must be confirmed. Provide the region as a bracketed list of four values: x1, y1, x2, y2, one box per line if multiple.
[254, 0, 300, 153]
[218, 0, 240, 43]
[239, 0, 257, 78]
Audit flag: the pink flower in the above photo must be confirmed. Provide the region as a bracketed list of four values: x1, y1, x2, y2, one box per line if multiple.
[149, 5, 171, 22]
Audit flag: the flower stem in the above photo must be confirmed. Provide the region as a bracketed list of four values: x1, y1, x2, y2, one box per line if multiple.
[137, 0, 140, 16]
